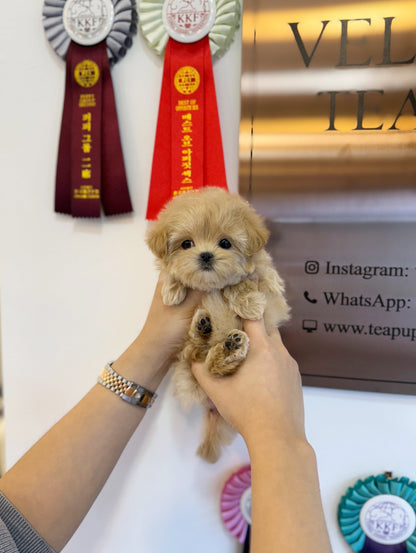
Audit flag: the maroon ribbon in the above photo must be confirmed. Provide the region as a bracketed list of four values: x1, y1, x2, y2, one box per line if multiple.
[55, 40, 132, 217]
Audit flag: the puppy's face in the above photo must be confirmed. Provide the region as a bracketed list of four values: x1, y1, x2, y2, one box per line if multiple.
[147, 188, 269, 291]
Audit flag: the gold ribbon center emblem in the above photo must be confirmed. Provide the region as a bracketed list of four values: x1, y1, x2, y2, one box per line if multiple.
[74, 60, 100, 88]
[174, 66, 200, 95]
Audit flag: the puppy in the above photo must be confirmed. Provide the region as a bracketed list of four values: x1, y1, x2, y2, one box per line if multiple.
[146, 187, 290, 462]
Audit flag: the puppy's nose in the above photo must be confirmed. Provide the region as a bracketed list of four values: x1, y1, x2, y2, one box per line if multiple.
[200, 251, 214, 264]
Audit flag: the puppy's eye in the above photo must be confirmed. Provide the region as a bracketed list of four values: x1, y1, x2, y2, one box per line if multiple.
[181, 240, 195, 250]
[218, 239, 232, 249]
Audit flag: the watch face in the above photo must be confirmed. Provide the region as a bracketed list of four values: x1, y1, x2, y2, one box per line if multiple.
[63, 0, 115, 46]
[162, 0, 216, 44]
[360, 494, 416, 545]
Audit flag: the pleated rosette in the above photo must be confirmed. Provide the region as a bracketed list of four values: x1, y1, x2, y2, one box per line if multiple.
[141, 0, 240, 219]
[221, 465, 251, 544]
[138, 0, 240, 59]
[42, 0, 137, 65]
[338, 474, 416, 552]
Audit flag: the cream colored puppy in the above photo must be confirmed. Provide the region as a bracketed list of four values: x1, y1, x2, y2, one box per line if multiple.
[147, 187, 290, 462]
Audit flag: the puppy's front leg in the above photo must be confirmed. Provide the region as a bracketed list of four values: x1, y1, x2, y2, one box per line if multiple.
[205, 330, 249, 376]
[161, 276, 187, 305]
[223, 278, 266, 320]
[188, 308, 213, 361]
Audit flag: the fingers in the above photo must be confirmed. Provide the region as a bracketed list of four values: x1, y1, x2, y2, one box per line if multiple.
[242, 318, 283, 344]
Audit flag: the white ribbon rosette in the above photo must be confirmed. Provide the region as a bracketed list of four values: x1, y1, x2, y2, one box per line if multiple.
[139, 0, 240, 58]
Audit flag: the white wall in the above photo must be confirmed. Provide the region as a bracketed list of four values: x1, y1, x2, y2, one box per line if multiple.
[0, 3, 415, 553]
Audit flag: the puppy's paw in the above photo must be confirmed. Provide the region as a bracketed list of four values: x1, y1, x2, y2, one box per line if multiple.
[162, 279, 187, 305]
[237, 292, 266, 319]
[224, 330, 249, 362]
[191, 309, 212, 340]
[206, 330, 249, 376]
[223, 280, 266, 320]
[189, 309, 212, 340]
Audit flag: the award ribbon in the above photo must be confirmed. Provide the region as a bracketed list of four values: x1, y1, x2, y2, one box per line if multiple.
[221, 465, 252, 550]
[146, 35, 227, 219]
[56, 40, 132, 216]
[43, 0, 136, 217]
[338, 473, 416, 553]
[139, 0, 240, 220]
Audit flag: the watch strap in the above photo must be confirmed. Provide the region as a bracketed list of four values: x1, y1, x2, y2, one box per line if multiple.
[98, 362, 157, 408]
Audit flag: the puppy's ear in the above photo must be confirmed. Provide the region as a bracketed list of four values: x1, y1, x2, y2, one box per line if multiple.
[243, 209, 270, 255]
[146, 222, 169, 259]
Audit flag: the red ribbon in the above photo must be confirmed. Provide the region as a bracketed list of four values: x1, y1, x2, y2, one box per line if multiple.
[55, 41, 132, 218]
[146, 35, 228, 220]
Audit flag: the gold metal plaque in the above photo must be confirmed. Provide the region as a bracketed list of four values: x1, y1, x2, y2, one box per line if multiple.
[240, 0, 416, 195]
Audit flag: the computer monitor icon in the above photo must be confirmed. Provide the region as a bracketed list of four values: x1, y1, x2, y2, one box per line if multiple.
[302, 319, 318, 333]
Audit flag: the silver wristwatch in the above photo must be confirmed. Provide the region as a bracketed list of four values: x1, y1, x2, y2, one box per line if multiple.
[98, 362, 157, 408]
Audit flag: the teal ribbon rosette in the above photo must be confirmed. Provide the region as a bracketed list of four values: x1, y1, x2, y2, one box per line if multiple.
[338, 474, 416, 553]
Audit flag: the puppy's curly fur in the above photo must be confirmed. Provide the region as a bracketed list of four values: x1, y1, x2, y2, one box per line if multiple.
[147, 187, 290, 462]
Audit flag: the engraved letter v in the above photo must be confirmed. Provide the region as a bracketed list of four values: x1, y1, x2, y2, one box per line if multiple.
[288, 21, 330, 67]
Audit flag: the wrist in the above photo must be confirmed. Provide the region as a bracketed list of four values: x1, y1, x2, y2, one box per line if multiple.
[111, 337, 172, 392]
[247, 431, 315, 468]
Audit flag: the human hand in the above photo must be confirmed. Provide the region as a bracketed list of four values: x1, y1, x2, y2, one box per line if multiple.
[139, 277, 204, 362]
[191, 319, 306, 451]
[113, 278, 203, 388]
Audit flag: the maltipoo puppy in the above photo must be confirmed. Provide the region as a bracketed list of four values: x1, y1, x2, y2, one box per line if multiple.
[147, 187, 290, 462]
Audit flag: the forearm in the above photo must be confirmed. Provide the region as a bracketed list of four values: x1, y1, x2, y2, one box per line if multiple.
[0, 343, 165, 552]
[248, 438, 332, 553]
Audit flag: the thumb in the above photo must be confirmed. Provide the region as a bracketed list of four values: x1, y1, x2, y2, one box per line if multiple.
[242, 317, 266, 335]
[191, 360, 222, 399]
[191, 360, 205, 383]
[191, 361, 212, 392]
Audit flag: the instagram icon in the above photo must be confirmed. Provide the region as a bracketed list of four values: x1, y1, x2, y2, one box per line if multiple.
[305, 260, 320, 275]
